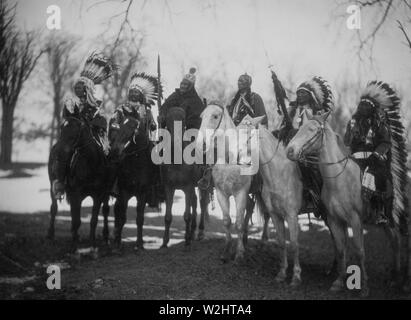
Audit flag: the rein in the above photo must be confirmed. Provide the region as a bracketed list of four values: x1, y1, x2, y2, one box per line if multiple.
[297, 119, 350, 179]
[65, 117, 99, 153]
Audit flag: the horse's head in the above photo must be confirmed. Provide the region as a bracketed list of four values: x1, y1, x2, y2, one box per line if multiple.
[286, 110, 331, 161]
[109, 117, 140, 159]
[196, 102, 226, 153]
[59, 117, 85, 152]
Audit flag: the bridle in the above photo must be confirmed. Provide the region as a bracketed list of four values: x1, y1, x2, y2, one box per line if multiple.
[64, 116, 97, 153]
[297, 118, 349, 179]
[210, 104, 225, 137]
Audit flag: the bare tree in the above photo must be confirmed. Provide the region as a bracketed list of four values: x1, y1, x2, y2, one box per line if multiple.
[336, 0, 411, 61]
[100, 31, 146, 112]
[0, 2, 44, 165]
[44, 33, 80, 150]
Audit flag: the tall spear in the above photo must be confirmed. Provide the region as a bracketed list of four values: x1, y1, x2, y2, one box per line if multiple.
[157, 54, 162, 114]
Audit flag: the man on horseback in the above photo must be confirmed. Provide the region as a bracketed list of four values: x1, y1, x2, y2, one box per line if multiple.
[227, 73, 268, 127]
[108, 72, 161, 206]
[110, 73, 158, 138]
[289, 76, 335, 218]
[158, 67, 205, 130]
[344, 81, 407, 225]
[51, 52, 115, 199]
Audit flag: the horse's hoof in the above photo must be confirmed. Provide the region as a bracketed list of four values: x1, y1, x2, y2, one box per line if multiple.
[46, 232, 55, 241]
[290, 276, 302, 288]
[134, 242, 145, 251]
[234, 253, 245, 265]
[329, 279, 344, 293]
[274, 271, 287, 283]
[197, 232, 205, 241]
[360, 287, 370, 298]
[402, 280, 411, 293]
[326, 264, 337, 276]
[220, 253, 230, 263]
[91, 249, 99, 260]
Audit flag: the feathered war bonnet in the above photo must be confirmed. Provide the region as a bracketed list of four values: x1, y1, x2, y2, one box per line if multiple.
[296, 76, 334, 111]
[359, 81, 408, 227]
[72, 52, 116, 108]
[129, 72, 162, 106]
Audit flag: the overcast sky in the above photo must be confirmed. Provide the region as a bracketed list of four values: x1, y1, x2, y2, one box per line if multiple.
[14, 0, 411, 97]
[8, 0, 411, 161]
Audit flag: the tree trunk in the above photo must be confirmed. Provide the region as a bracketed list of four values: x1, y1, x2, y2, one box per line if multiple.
[49, 113, 56, 152]
[49, 91, 62, 152]
[0, 103, 15, 166]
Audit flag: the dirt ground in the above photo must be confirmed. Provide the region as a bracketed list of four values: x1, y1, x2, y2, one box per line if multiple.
[0, 205, 410, 300]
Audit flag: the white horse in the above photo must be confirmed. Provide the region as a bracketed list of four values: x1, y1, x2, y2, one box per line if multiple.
[286, 111, 406, 296]
[238, 115, 304, 286]
[196, 103, 257, 262]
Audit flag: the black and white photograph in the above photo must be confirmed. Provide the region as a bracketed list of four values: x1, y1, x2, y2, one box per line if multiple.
[0, 0, 411, 306]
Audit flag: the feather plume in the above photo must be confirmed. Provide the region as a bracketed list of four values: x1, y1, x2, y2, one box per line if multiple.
[80, 52, 116, 84]
[129, 72, 162, 105]
[360, 81, 408, 229]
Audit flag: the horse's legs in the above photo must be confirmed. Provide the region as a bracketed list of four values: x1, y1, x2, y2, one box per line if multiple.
[216, 189, 232, 262]
[324, 219, 338, 276]
[351, 214, 369, 296]
[113, 193, 129, 248]
[383, 224, 401, 286]
[327, 217, 348, 292]
[270, 212, 288, 282]
[162, 185, 175, 248]
[135, 192, 146, 250]
[233, 190, 248, 262]
[243, 195, 254, 245]
[197, 188, 209, 241]
[256, 192, 269, 242]
[190, 190, 198, 242]
[102, 197, 110, 244]
[287, 211, 301, 287]
[89, 196, 102, 248]
[47, 190, 58, 240]
[183, 186, 194, 246]
[70, 196, 82, 252]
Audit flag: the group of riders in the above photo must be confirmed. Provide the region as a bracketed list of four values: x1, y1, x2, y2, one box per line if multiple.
[50, 52, 407, 227]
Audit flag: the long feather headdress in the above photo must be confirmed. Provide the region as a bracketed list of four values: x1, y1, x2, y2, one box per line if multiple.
[360, 81, 408, 230]
[80, 52, 116, 84]
[297, 76, 334, 111]
[129, 72, 162, 105]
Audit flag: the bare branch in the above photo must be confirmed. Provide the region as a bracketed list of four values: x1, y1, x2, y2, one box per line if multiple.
[398, 20, 411, 50]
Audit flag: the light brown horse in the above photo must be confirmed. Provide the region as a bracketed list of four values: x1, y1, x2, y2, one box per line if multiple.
[286, 111, 403, 296]
[238, 115, 303, 286]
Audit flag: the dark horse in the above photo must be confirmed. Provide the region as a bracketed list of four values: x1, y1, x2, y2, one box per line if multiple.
[48, 115, 110, 250]
[160, 107, 209, 248]
[109, 115, 161, 250]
